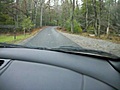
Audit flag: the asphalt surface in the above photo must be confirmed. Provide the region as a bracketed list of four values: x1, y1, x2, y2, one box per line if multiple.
[23, 27, 80, 48]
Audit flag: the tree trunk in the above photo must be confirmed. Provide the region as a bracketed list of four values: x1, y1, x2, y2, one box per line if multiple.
[40, 0, 45, 27]
[40, 6, 43, 27]
[98, 0, 102, 37]
[48, 0, 51, 23]
[85, 0, 88, 32]
[71, 0, 75, 33]
[14, 29, 16, 40]
[35, 3, 37, 27]
[14, 0, 19, 41]
[33, 0, 37, 27]
[24, 29, 26, 36]
[92, 0, 98, 36]
[106, 27, 109, 38]
[106, 1, 110, 38]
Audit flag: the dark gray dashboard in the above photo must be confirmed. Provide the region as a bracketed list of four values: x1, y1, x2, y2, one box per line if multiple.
[0, 48, 120, 90]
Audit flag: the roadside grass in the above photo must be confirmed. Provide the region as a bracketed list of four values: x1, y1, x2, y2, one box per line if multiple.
[0, 34, 32, 44]
[0, 27, 42, 44]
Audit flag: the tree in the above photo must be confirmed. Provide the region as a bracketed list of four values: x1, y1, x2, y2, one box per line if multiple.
[0, 0, 14, 25]
[39, 0, 45, 27]
[85, 0, 88, 32]
[21, 17, 34, 36]
[110, 0, 120, 34]
[70, 0, 75, 33]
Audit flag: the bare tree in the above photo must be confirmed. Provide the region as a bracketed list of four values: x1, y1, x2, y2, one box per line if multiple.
[85, 0, 88, 32]
[92, 0, 98, 36]
[70, 0, 75, 33]
[106, 0, 111, 38]
[98, 0, 103, 37]
[39, 0, 45, 27]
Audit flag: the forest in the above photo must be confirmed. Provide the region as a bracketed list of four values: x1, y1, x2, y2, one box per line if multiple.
[0, 0, 120, 38]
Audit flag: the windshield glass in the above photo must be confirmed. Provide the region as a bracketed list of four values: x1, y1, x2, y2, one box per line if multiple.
[0, 0, 120, 57]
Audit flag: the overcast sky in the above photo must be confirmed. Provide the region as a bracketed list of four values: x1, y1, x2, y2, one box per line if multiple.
[14, 0, 82, 6]
[45, 0, 82, 6]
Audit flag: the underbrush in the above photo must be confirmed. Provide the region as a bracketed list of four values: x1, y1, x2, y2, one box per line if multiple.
[57, 27, 120, 44]
[0, 27, 42, 44]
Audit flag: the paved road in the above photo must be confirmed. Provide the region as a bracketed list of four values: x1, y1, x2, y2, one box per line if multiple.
[23, 27, 80, 48]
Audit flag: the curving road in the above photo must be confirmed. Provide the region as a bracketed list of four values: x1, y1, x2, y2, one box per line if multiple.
[23, 26, 80, 48]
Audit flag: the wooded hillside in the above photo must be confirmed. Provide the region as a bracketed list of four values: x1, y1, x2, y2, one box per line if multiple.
[0, 0, 120, 37]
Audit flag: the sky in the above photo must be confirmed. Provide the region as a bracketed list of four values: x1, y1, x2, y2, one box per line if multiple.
[14, 0, 82, 6]
[45, 0, 82, 6]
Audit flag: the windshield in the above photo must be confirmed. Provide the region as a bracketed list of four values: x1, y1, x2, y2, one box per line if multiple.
[0, 0, 120, 58]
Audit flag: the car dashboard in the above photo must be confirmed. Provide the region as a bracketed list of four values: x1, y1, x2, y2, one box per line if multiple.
[0, 48, 120, 90]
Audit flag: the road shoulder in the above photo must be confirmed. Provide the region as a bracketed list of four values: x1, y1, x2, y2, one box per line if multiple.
[57, 29, 120, 57]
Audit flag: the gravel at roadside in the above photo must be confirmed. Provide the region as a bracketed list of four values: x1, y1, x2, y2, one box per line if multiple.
[58, 31, 120, 57]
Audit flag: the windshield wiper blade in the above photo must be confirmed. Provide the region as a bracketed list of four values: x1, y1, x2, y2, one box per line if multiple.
[0, 43, 25, 48]
[0, 43, 49, 50]
[51, 46, 120, 60]
[0, 43, 119, 60]
[55, 46, 83, 51]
